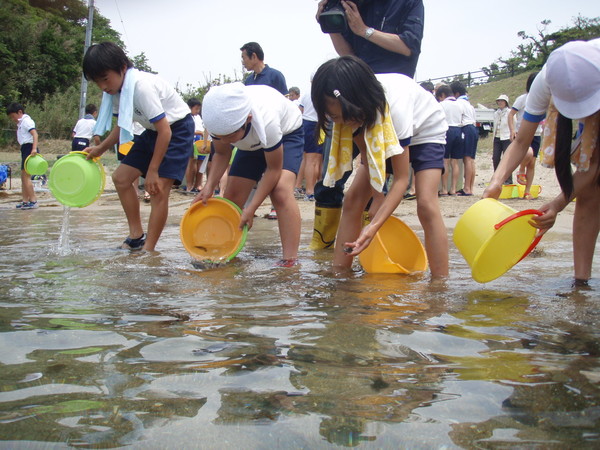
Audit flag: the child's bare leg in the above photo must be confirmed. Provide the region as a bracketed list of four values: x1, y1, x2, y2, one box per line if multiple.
[113, 165, 144, 241]
[333, 165, 372, 268]
[144, 177, 174, 251]
[270, 170, 301, 261]
[463, 156, 474, 194]
[21, 170, 36, 203]
[415, 168, 449, 277]
[450, 158, 459, 194]
[572, 187, 600, 281]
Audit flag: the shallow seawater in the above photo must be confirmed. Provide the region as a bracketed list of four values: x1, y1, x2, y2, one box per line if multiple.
[0, 208, 599, 448]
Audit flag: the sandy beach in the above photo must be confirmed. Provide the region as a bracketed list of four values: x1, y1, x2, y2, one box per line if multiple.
[0, 141, 575, 234]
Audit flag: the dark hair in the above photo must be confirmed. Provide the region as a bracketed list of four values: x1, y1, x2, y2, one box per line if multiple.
[311, 56, 386, 135]
[435, 85, 452, 101]
[420, 81, 434, 93]
[82, 42, 133, 81]
[187, 98, 201, 108]
[554, 112, 575, 199]
[6, 102, 24, 115]
[525, 71, 539, 93]
[85, 104, 97, 115]
[240, 42, 264, 61]
[450, 81, 467, 97]
[288, 86, 300, 96]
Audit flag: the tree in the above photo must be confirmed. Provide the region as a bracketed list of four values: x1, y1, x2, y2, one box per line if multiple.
[131, 52, 156, 74]
[481, 16, 600, 81]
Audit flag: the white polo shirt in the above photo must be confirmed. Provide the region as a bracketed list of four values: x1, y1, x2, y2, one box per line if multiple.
[299, 90, 318, 122]
[17, 114, 35, 145]
[113, 71, 190, 130]
[73, 115, 97, 139]
[440, 97, 463, 127]
[457, 97, 476, 126]
[376, 73, 448, 146]
[512, 93, 543, 136]
[233, 85, 303, 152]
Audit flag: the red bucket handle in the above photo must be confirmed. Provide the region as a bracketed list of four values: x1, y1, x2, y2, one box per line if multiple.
[494, 209, 544, 262]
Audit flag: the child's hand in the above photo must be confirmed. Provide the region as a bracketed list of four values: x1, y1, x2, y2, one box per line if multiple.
[144, 170, 160, 196]
[530, 203, 557, 234]
[84, 146, 103, 160]
[343, 224, 376, 256]
[240, 208, 254, 230]
[192, 187, 212, 205]
[482, 182, 502, 199]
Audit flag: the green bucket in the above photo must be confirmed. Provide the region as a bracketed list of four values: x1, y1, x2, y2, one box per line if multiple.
[24, 154, 48, 175]
[48, 151, 106, 207]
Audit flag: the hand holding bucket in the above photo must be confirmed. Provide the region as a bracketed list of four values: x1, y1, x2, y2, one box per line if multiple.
[453, 198, 543, 283]
[48, 151, 105, 208]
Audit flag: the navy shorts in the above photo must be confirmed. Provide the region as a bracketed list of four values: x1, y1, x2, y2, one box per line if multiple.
[462, 124, 479, 159]
[302, 120, 323, 155]
[444, 126, 464, 159]
[122, 114, 194, 183]
[229, 126, 304, 182]
[20, 143, 39, 170]
[409, 142, 445, 173]
[72, 138, 90, 151]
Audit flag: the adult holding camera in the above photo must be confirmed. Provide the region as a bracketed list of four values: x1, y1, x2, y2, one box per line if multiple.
[310, 0, 425, 250]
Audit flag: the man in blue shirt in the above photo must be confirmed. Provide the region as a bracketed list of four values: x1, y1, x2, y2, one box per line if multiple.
[311, 0, 425, 249]
[240, 42, 288, 95]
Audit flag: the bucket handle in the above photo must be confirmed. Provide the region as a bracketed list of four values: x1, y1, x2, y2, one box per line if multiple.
[71, 150, 101, 163]
[494, 209, 544, 262]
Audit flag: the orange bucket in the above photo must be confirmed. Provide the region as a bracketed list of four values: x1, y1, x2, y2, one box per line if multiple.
[359, 216, 428, 274]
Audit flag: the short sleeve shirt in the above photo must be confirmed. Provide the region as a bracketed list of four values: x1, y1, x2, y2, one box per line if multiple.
[376, 73, 448, 146]
[17, 114, 35, 145]
[113, 71, 190, 130]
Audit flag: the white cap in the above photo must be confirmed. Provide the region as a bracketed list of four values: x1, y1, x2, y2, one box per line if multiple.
[546, 38, 600, 119]
[496, 94, 509, 104]
[202, 82, 251, 136]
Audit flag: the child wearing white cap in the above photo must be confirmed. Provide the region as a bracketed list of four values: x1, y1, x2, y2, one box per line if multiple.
[194, 82, 304, 266]
[484, 38, 600, 286]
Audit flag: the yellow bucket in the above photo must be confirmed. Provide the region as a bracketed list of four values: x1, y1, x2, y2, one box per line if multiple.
[359, 216, 428, 274]
[517, 184, 542, 198]
[453, 198, 543, 283]
[498, 184, 518, 199]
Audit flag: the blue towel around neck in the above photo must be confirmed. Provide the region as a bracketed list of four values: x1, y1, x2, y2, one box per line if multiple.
[93, 68, 138, 144]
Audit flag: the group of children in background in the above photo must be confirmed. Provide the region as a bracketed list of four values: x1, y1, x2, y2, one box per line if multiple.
[6, 38, 599, 286]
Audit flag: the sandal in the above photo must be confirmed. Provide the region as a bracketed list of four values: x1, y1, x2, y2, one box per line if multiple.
[523, 193, 533, 200]
[143, 192, 151, 203]
[121, 233, 146, 250]
[517, 173, 527, 185]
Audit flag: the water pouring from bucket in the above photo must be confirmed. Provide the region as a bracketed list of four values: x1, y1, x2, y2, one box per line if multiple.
[453, 198, 543, 283]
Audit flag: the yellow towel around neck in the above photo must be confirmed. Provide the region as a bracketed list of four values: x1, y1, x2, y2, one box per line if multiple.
[323, 105, 402, 192]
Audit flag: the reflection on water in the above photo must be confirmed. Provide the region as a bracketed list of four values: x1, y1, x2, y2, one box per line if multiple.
[0, 208, 599, 448]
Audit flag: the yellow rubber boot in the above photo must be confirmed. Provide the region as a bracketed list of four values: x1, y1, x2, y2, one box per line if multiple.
[310, 206, 342, 250]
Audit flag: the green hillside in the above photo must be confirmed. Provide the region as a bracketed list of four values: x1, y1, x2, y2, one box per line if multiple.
[468, 71, 536, 109]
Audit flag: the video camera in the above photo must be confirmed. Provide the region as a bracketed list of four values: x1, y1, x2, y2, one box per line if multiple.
[318, 0, 367, 34]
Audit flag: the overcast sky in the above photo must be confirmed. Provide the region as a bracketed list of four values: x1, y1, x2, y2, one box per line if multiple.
[93, 0, 598, 95]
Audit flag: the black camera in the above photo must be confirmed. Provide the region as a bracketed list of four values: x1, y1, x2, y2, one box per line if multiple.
[318, 0, 367, 34]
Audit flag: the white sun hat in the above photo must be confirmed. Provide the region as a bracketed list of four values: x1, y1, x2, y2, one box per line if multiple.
[545, 38, 600, 119]
[202, 82, 251, 136]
